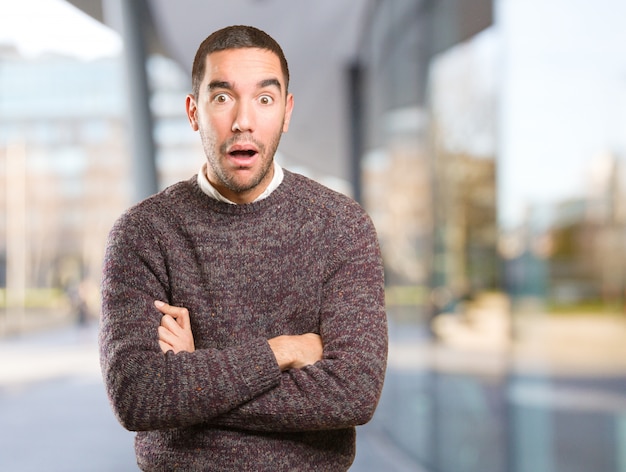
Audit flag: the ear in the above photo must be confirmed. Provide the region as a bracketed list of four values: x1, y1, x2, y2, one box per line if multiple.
[282, 93, 294, 133]
[185, 94, 199, 131]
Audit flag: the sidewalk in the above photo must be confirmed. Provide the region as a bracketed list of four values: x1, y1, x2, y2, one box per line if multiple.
[0, 306, 75, 339]
[0, 321, 425, 472]
[5, 301, 623, 472]
[382, 298, 626, 472]
[0, 322, 137, 472]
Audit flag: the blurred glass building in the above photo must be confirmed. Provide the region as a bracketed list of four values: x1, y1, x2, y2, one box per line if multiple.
[358, 1, 626, 472]
[2, 0, 626, 471]
[0, 34, 202, 330]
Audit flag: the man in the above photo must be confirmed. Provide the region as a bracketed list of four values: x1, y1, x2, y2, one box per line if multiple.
[100, 25, 387, 471]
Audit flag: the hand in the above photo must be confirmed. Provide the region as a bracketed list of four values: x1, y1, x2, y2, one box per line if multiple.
[155, 300, 196, 354]
[268, 333, 323, 371]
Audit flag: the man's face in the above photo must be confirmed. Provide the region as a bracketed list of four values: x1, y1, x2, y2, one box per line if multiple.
[186, 48, 294, 204]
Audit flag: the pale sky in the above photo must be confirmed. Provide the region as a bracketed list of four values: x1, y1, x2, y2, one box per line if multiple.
[0, 0, 121, 60]
[497, 0, 626, 228]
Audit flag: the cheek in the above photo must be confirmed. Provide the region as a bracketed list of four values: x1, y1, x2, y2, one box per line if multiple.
[261, 112, 287, 134]
[197, 114, 225, 138]
[198, 124, 218, 150]
[209, 114, 236, 137]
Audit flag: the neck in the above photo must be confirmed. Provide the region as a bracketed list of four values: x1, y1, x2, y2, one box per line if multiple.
[204, 162, 276, 204]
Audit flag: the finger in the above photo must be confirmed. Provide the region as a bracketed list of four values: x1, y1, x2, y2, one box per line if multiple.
[160, 314, 181, 333]
[155, 300, 186, 316]
[158, 325, 179, 347]
[154, 300, 168, 312]
[159, 339, 173, 354]
[175, 308, 191, 330]
[154, 301, 190, 328]
[166, 307, 190, 330]
[154, 300, 177, 315]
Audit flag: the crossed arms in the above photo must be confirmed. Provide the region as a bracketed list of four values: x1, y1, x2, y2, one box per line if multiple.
[156, 300, 323, 370]
[100, 203, 387, 434]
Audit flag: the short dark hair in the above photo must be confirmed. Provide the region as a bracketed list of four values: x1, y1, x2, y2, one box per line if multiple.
[191, 25, 290, 98]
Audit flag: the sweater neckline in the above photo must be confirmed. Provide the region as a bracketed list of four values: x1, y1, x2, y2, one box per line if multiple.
[187, 170, 293, 215]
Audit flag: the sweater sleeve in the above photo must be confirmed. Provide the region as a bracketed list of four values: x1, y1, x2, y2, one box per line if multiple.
[208, 208, 388, 432]
[99, 210, 282, 432]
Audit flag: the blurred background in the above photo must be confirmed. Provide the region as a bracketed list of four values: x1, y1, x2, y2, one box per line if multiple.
[1, 0, 626, 471]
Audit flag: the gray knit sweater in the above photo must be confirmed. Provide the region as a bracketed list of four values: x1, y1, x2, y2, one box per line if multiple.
[99, 170, 387, 471]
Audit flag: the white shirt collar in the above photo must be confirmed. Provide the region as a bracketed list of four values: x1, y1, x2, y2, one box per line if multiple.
[197, 161, 284, 204]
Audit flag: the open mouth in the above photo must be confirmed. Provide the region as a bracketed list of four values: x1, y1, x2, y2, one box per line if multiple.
[229, 149, 257, 157]
[227, 141, 259, 160]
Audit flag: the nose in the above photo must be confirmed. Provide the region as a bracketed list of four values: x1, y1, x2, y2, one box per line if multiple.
[232, 101, 254, 133]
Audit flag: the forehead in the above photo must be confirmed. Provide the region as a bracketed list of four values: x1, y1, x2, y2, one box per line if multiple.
[203, 48, 284, 87]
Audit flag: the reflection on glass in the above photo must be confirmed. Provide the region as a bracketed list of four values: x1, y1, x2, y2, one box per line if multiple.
[361, 1, 626, 471]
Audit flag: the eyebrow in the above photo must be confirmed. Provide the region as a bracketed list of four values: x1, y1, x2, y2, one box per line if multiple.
[208, 80, 231, 91]
[259, 78, 282, 92]
[207, 78, 282, 92]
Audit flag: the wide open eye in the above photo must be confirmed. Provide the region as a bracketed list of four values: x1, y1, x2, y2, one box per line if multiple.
[258, 95, 274, 105]
[213, 93, 231, 104]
